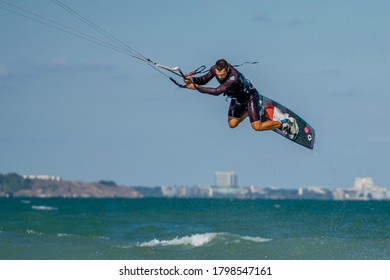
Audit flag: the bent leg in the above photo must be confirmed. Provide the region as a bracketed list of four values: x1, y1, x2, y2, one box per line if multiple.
[251, 120, 281, 131]
[228, 112, 248, 128]
[228, 99, 247, 129]
[248, 90, 281, 131]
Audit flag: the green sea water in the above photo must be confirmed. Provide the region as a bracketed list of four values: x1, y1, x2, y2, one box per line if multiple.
[0, 198, 389, 259]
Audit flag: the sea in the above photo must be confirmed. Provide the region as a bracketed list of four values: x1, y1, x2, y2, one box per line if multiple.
[0, 197, 389, 260]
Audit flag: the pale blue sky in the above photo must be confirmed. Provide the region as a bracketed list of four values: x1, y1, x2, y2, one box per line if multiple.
[1, 0, 389, 188]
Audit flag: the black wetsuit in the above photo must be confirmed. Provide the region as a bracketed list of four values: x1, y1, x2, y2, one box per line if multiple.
[192, 64, 261, 123]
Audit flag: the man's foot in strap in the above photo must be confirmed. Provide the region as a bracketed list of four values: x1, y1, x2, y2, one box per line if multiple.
[280, 117, 299, 140]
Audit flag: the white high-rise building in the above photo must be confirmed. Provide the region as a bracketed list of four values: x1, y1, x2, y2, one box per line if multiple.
[353, 177, 377, 191]
[215, 171, 238, 188]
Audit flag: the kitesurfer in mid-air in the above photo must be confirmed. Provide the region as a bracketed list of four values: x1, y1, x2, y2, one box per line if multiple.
[184, 59, 298, 139]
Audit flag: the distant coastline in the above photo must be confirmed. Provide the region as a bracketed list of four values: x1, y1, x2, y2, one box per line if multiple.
[0, 173, 140, 199]
[1, 172, 389, 200]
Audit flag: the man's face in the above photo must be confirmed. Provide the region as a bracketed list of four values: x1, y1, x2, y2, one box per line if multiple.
[215, 68, 228, 80]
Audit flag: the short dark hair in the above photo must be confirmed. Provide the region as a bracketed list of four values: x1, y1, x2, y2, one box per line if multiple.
[215, 59, 229, 71]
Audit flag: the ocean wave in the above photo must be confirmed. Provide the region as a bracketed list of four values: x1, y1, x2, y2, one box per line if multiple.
[56, 233, 110, 240]
[31, 205, 58, 211]
[26, 229, 43, 235]
[97, 235, 110, 240]
[138, 232, 271, 248]
[241, 236, 272, 243]
[139, 232, 217, 247]
[57, 233, 75, 238]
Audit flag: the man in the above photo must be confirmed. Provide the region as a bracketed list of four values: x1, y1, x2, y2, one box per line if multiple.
[184, 59, 298, 138]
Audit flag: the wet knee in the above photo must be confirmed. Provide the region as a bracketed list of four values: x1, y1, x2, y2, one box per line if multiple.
[228, 119, 239, 128]
[251, 121, 264, 131]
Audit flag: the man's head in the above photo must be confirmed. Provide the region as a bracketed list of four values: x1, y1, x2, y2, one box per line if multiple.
[215, 59, 229, 80]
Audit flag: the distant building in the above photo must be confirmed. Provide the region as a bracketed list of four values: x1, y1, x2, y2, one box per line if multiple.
[353, 177, 377, 191]
[215, 171, 237, 188]
[351, 177, 389, 200]
[22, 175, 61, 181]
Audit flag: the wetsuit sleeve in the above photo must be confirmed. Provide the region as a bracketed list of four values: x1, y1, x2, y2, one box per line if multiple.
[195, 83, 229, 96]
[192, 65, 236, 96]
[192, 67, 215, 85]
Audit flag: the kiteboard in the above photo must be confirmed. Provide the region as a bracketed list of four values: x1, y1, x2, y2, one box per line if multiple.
[260, 95, 315, 149]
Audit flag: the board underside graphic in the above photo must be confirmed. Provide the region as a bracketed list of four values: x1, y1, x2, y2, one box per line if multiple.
[260, 95, 315, 149]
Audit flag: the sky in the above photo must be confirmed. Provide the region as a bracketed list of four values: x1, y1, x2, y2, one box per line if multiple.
[1, 0, 390, 189]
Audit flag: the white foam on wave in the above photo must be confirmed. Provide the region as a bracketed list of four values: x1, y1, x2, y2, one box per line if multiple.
[57, 233, 75, 238]
[97, 236, 110, 240]
[138, 232, 272, 248]
[26, 229, 43, 235]
[56, 233, 110, 240]
[139, 232, 218, 247]
[31, 205, 58, 211]
[241, 235, 272, 243]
